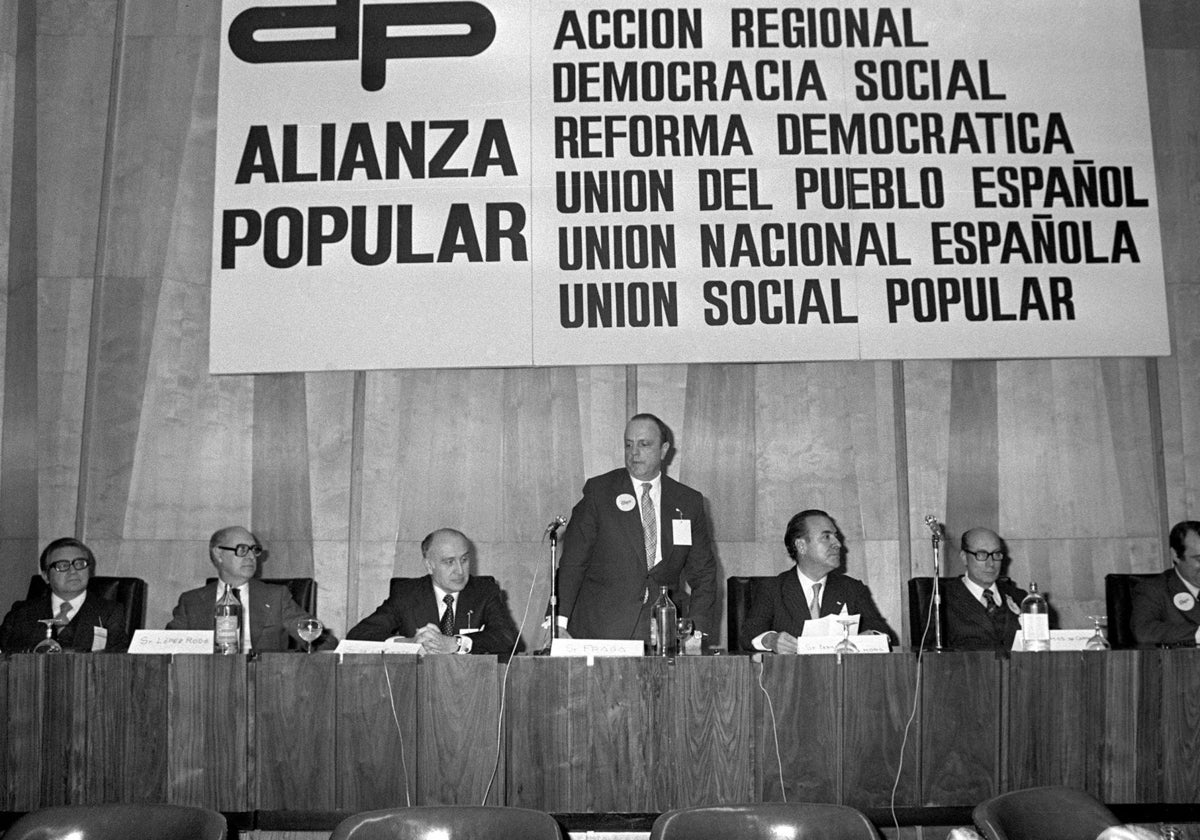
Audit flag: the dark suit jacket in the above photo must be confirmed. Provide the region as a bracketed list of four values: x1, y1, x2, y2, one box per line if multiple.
[1131, 569, 1200, 646]
[166, 578, 335, 652]
[943, 577, 1026, 651]
[556, 468, 717, 640]
[0, 593, 130, 652]
[346, 575, 520, 655]
[739, 568, 896, 649]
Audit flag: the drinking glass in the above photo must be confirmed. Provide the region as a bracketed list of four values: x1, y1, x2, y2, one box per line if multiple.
[676, 617, 695, 655]
[833, 616, 858, 656]
[32, 618, 64, 654]
[297, 618, 324, 653]
[1085, 615, 1110, 651]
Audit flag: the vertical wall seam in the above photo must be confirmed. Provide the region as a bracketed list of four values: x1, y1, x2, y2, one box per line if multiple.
[75, 0, 126, 540]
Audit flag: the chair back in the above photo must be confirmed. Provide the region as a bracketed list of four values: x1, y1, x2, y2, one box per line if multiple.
[973, 785, 1119, 840]
[329, 805, 562, 840]
[727, 576, 774, 652]
[907, 576, 956, 650]
[388, 576, 499, 602]
[651, 803, 880, 840]
[1104, 572, 1159, 649]
[4, 803, 226, 840]
[27, 575, 148, 640]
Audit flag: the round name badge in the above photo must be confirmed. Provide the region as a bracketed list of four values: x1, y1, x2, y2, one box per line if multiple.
[1173, 591, 1195, 612]
[616, 493, 636, 512]
[1006, 596, 1020, 615]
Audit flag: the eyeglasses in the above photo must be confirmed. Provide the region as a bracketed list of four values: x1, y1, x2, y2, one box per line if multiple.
[966, 549, 1005, 562]
[47, 557, 91, 573]
[218, 544, 263, 558]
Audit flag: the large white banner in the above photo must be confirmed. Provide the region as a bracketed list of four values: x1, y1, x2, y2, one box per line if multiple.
[211, 0, 1168, 373]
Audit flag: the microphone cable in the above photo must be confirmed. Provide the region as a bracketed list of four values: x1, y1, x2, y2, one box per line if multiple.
[753, 652, 787, 802]
[382, 659, 413, 807]
[482, 524, 549, 805]
[889, 571, 937, 834]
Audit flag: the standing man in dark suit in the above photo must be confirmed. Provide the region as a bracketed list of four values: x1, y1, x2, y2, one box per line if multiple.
[0, 537, 130, 652]
[1131, 520, 1200, 646]
[740, 509, 895, 652]
[943, 527, 1026, 651]
[552, 413, 717, 641]
[346, 528, 519, 655]
[167, 525, 336, 651]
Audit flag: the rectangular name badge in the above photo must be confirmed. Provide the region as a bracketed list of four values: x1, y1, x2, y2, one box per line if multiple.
[128, 629, 214, 654]
[91, 626, 107, 652]
[672, 518, 692, 546]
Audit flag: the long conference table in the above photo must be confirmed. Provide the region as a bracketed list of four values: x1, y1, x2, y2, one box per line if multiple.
[2, 650, 1198, 829]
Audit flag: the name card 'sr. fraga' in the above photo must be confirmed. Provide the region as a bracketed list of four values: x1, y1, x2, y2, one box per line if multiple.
[227, 0, 496, 92]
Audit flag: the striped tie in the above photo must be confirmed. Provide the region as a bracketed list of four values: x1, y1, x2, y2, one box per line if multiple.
[641, 482, 657, 568]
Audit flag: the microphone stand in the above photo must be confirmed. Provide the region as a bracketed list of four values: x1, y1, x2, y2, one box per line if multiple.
[536, 518, 564, 656]
[930, 523, 944, 652]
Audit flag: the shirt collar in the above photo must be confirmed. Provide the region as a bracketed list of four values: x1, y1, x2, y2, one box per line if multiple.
[51, 592, 86, 613]
[628, 472, 662, 495]
[961, 575, 995, 602]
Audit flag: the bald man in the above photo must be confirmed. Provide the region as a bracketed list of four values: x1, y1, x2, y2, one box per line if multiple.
[944, 527, 1027, 651]
[347, 528, 520, 656]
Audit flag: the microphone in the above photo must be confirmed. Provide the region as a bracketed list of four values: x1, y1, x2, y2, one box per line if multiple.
[545, 516, 566, 538]
[924, 514, 943, 535]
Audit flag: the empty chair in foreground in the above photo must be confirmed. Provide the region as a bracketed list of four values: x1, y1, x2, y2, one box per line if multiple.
[329, 805, 563, 840]
[3, 803, 226, 840]
[650, 803, 881, 840]
[973, 785, 1120, 840]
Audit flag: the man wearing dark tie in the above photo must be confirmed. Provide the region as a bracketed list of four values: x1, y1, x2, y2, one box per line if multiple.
[346, 528, 519, 655]
[551, 413, 717, 641]
[740, 509, 894, 653]
[1131, 520, 1200, 646]
[166, 525, 335, 651]
[0, 537, 130, 652]
[943, 527, 1026, 651]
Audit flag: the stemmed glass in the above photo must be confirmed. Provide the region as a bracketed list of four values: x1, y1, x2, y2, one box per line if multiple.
[297, 618, 324, 653]
[32, 618, 64, 654]
[1085, 615, 1110, 651]
[833, 616, 858, 656]
[676, 617, 694, 655]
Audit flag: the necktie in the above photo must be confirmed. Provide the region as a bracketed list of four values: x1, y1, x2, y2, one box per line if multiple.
[983, 588, 999, 616]
[641, 482, 657, 568]
[56, 600, 72, 625]
[808, 582, 822, 618]
[231, 586, 251, 651]
[440, 594, 455, 636]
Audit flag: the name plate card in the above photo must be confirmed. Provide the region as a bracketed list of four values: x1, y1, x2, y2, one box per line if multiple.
[128, 629, 213, 654]
[551, 638, 644, 658]
[336, 639, 422, 655]
[1011, 629, 1098, 651]
[795, 634, 891, 655]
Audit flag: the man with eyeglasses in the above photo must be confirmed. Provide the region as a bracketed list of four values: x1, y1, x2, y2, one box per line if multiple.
[944, 527, 1027, 651]
[0, 537, 130, 652]
[166, 525, 336, 652]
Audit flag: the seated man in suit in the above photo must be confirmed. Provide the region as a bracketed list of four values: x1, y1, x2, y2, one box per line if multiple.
[1131, 519, 1200, 646]
[740, 509, 895, 653]
[347, 528, 520, 655]
[943, 527, 1027, 650]
[0, 537, 130, 652]
[167, 525, 336, 651]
